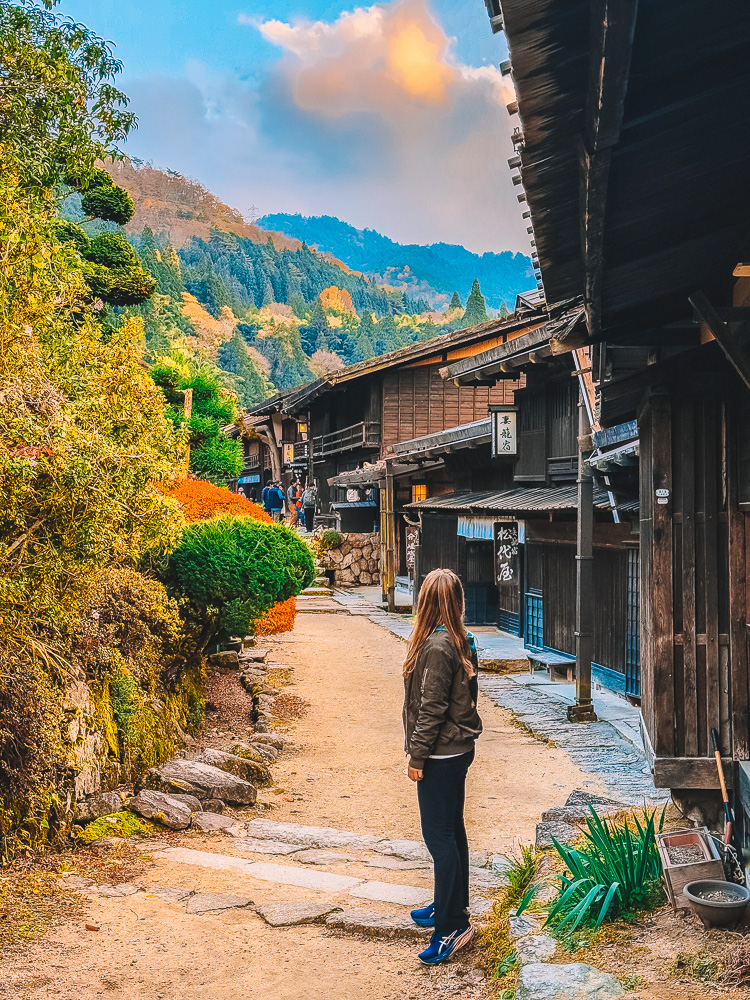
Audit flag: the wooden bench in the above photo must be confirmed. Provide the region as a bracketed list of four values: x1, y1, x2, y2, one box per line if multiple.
[527, 649, 576, 683]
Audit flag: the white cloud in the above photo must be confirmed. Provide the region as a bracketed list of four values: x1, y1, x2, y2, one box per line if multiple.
[125, 0, 528, 254]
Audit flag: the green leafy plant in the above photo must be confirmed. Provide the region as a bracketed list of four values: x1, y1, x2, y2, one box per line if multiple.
[502, 843, 545, 912]
[162, 515, 315, 656]
[541, 807, 666, 932]
[319, 529, 343, 550]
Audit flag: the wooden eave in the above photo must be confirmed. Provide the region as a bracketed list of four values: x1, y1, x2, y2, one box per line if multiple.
[501, 0, 750, 345]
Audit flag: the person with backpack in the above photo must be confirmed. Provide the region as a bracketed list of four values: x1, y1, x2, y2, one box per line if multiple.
[261, 482, 272, 514]
[403, 568, 482, 965]
[265, 481, 285, 522]
[300, 483, 317, 533]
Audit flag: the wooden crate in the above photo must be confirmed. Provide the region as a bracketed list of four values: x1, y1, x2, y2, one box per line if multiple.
[657, 827, 725, 910]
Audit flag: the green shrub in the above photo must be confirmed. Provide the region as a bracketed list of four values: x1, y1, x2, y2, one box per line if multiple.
[540, 807, 666, 932]
[319, 529, 343, 550]
[163, 515, 315, 653]
[84, 233, 139, 270]
[80, 183, 135, 225]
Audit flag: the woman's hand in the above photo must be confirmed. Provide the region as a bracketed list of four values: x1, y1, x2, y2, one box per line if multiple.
[408, 766, 423, 782]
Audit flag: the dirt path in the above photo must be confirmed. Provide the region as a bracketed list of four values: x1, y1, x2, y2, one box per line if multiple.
[1, 612, 608, 1000]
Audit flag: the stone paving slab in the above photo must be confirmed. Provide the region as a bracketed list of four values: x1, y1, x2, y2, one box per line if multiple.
[295, 849, 359, 865]
[145, 886, 194, 903]
[185, 892, 254, 914]
[253, 901, 341, 926]
[478, 675, 665, 806]
[348, 880, 430, 907]
[325, 909, 431, 941]
[231, 838, 303, 855]
[160, 847, 257, 875]
[93, 883, 140, 897]
[245, 861, 363, 893]
[245, 819, 383, 851]
[365, 857, 430, 871]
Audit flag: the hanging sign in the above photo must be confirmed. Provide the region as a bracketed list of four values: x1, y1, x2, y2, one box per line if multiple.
[494, 521, 520, 585]
[282, 442, 295, 465]
[405, 525, 420, 571]
[490, 406, 518, 456]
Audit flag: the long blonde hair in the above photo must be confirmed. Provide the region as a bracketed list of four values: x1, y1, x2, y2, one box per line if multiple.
[403, 568, 473, 677]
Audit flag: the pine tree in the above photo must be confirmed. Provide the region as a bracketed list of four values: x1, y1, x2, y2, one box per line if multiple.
[449, 291, 462, 311]
[461, 279, 489, 328]
[217, 329, 274, 409]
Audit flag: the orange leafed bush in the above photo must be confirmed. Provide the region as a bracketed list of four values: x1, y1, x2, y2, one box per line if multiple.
[254, 596, 296, 636]
[159, 478, 271, 523]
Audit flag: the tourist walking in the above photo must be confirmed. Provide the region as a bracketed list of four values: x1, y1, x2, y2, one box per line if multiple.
[287, 480, 301, 527]
[265, 481, 285, 522]
[301, 483, 317, 533]
[402, 568, 482, 965]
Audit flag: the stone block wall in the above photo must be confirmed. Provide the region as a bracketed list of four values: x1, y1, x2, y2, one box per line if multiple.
[318, 532, 380, 586]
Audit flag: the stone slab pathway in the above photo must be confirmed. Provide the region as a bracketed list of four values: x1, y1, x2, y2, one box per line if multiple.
[478, 675, 665, 806]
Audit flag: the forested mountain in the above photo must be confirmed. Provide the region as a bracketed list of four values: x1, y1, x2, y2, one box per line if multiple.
[68, 161, 509, 413]
[258, 213, 533, 310]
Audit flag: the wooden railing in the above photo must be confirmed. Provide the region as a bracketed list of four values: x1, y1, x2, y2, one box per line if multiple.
[292, 421, 381, 462]
[242, 453, 260, 471]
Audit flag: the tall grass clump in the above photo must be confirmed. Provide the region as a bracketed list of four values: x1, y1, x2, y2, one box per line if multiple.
[539, 807, 666, 932]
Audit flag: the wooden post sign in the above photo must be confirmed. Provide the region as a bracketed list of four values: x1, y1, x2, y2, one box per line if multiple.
[494, 521, 519, 585]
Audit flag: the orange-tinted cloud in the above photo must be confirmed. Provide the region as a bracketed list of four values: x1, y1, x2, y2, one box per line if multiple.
[257, 0, 509, 117]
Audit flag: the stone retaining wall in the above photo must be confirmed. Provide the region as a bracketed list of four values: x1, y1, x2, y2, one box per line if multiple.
[318, 532, 380, 586]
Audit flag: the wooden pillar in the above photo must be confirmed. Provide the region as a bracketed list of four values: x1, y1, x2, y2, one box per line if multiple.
[380, 458, 396, 611]
[306, 409, 314, 488]
[727, 398, 749, 762]
[649, 395, 675, 758]
[569, 392, 597, 723]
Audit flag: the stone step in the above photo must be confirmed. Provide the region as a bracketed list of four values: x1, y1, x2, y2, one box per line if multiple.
[239, 648, 271, 663]
[325, 910, 430, 941]
[301, 586, 334, 596]
[314, 576, 331, 587]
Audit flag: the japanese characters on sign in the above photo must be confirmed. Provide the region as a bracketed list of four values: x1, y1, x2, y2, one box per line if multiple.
[491, 406, 518, 456]
[494, 521, 519, 586]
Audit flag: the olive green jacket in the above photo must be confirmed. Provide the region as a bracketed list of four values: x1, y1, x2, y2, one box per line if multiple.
[403, 630, 482, 770]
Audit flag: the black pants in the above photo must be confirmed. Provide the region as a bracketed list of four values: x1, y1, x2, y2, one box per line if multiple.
[303, 506, 315, 532]
[417, 749, 474, 935]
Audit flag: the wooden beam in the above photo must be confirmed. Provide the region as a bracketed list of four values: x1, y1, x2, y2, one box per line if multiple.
[689, 290, 750, 391]
[581, 0, 639, 340]
[653, 757, 734, 790]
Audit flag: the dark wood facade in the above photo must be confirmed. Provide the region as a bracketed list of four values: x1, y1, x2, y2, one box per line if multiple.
[491, 0, 750, 808]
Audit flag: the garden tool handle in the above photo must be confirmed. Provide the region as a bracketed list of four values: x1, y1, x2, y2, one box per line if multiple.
[711, 728, 730, 805]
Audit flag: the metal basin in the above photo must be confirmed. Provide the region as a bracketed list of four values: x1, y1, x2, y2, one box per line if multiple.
[684, 879, 750, 928]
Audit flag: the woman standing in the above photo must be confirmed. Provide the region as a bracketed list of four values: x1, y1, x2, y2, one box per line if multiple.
[403, 568, 482, 965]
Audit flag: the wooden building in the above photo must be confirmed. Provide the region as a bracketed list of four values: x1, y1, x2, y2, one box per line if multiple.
[239, 305, 546, 583]
[410, 321, 640, 696]
[485, 0, 750, 815]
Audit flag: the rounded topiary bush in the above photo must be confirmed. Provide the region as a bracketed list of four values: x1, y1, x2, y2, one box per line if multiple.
[80, 183, 135, 225]
[163, 515, 315, 649]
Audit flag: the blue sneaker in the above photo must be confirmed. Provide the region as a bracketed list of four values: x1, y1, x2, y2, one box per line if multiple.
[418, 925, 475, 965]
[411, 902, 435, 927]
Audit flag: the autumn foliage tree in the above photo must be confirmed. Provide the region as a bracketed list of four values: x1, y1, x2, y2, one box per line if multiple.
[0, 0, 182, 845]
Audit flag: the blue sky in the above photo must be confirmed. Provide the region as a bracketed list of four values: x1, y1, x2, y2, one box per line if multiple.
[60, 1, 524, 254]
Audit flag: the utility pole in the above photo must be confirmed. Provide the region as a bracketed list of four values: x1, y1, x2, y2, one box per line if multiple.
[568, 390, 598, 723]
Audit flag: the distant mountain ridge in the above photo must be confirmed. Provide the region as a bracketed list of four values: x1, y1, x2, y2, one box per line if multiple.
[258, 213, 534, 310]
